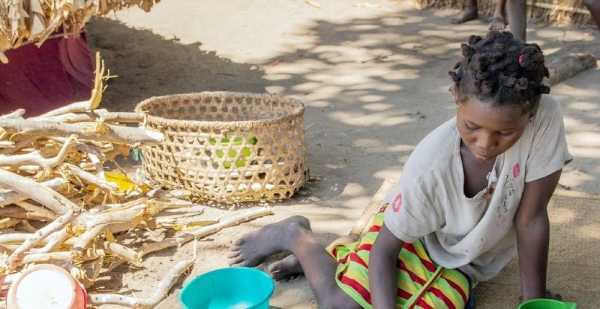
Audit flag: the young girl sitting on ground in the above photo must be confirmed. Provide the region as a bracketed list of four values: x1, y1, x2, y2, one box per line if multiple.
[228, 31, 572, 309]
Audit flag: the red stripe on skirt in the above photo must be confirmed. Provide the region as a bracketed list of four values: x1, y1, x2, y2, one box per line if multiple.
[367, 225, 381, 233]
[400, 262, 427, 285]
[349, 253, 368, 269]
[399, 288, 436, 309]
[402, 243, 437, 272]
[429, 287, 457, 309]
[413, 298, 435, 309]
[339, 274, 372, 305]
[398, 288, 412, 300]
[446, 276, 468, 304]
[337, 252, 350, 265]
[357, 243, 373, 252]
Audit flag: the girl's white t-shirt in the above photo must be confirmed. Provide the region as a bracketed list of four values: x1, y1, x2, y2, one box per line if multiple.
[383, 94, 572, 282]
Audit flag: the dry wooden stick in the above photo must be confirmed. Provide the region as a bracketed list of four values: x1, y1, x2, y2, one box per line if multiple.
[22, 251, 73, 264]
[0, 135, 38, 155]
[14, 201, 57, 220]
[34, 100, 102, 119]
[29, 228, 68, 254]
[157, 205, 205, 216]
[73, 224, 106, 254]
[76, 200, 156, 230]
[87, 153, 105, 179]
[88, 259, 194, 308]
[0, 206, 56, 221]
[0, 109, 25, 119]
[22, 248, 99, 265]
[0, 118, 164, 146]
[0, 135, 77, 172]
[48, 137, 107, 160]
[63, 163, 117, 194]
[546, 53, 597, 87]
[138, 207, 273, 259]
[0, 232, 78, 247]
[71, 220, 138, 263]
[72, 221, 134, 259]
[0, 233, 38, 245]
[74, 141, 106, 158]
[5, 209, 79, 271]
[42, 110, 144, 124]
[0, 169, 74, 215]
[103, 242, 142, 266]
[0, 177, 67, 208]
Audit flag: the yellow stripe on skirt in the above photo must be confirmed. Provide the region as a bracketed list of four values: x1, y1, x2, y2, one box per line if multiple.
[330, 204, 470, 309]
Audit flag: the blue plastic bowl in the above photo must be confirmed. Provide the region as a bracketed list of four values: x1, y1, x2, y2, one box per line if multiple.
[179, 267, 274, 309]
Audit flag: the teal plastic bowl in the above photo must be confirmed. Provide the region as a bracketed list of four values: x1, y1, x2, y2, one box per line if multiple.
[179, 267, 274, 309]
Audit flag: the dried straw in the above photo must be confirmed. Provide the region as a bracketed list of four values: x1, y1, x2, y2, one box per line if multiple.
[0, 0, 162, 61]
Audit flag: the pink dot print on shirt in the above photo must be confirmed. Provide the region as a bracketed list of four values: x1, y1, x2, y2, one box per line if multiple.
[513, 163, 520, 178]
[392, 193, 402, 212]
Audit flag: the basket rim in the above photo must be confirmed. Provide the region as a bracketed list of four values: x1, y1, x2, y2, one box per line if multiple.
[134, 91, 305, 130]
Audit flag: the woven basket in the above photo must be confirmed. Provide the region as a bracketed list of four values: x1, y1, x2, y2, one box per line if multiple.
[135, 92, 309, 203]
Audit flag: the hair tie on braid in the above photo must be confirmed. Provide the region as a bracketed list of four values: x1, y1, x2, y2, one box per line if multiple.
[515, 77, 528, 90]
[539, 84, 551, 94]
[448, 71, 460, 83]
[518, 54, 524, 65]
[461, 44, 475, 58]
[468, 35, 482, 46]
[505, 77, 517, 87]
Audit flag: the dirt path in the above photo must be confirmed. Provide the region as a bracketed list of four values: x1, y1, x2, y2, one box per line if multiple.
[84, 0, 600, 307]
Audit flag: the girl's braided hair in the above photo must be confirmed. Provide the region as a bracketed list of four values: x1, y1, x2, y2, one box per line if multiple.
[449, 31, 551, 114]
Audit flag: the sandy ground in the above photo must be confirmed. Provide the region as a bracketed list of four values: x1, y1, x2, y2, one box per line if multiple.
[83, 0, 600, 307]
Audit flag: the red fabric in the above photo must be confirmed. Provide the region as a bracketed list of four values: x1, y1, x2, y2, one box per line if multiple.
[0, 33, 94, 117]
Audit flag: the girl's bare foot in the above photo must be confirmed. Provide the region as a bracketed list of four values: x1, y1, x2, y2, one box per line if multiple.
[451, 8, 478, 24]
[227, 216, 311, 267]
[268, 254, 304, 281]
[488, 16, 506, 30]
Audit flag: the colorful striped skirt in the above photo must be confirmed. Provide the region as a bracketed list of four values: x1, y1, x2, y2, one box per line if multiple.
[331, 205, 471, 309]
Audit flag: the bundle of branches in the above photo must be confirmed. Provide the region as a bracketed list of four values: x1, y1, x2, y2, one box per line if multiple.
[0, 55, 273, 308]
[413, 0, 594, 26]
[0, 0, 161, 63]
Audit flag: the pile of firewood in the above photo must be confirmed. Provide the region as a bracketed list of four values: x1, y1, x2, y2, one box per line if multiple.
[0, 55, 272, 308]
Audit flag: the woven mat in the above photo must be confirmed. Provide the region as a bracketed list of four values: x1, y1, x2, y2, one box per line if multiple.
[351, 179, 600, 308]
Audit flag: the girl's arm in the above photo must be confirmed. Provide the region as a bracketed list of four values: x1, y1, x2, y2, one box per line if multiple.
[515, 169, 562, 301]
[369, 222, 405, 309]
